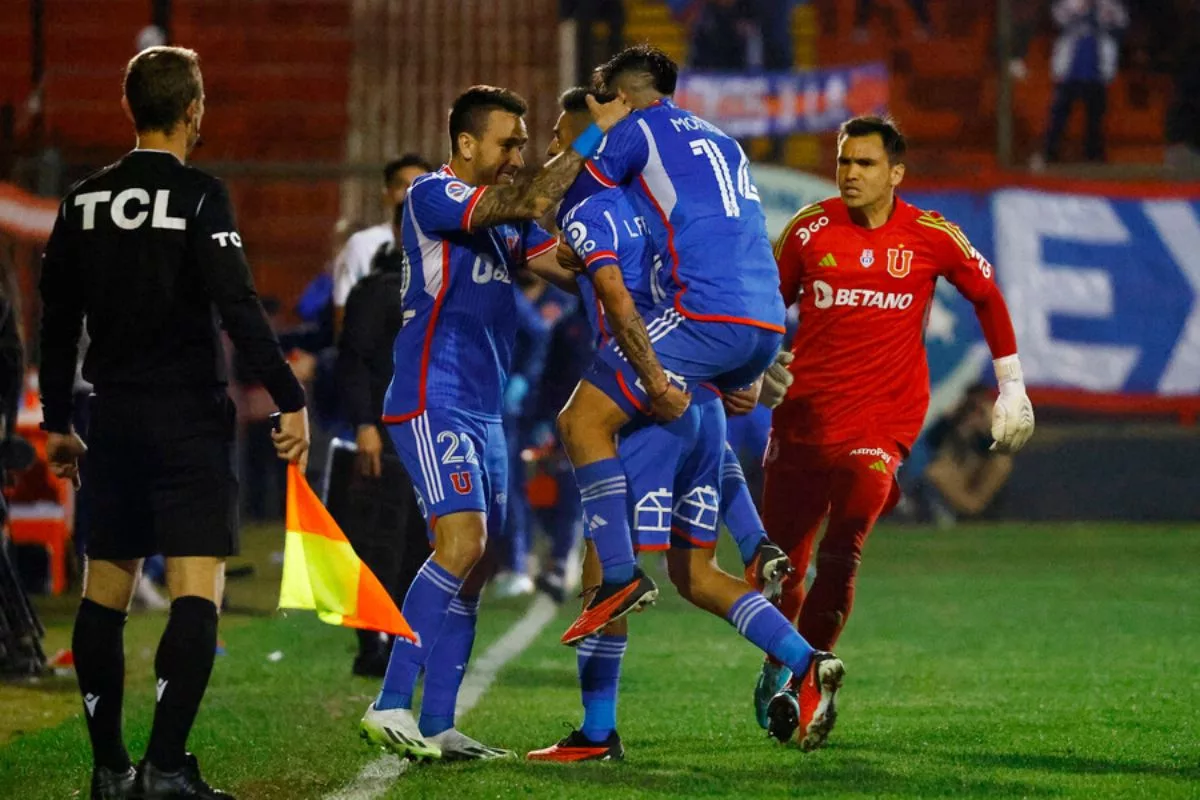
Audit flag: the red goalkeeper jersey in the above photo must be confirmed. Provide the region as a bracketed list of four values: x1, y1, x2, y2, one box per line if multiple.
[773, 196, 999, 452]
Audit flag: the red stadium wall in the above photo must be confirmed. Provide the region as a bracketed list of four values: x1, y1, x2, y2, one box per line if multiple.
[17, 0, 352, 317]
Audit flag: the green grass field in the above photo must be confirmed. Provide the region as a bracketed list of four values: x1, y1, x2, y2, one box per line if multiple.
[2, 522, 1198, 799]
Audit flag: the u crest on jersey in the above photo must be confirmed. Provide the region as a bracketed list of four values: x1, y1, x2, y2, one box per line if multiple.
[859, 248, 874, 268]
[886, 248, 914, 278]
[450, 471, 473, 495]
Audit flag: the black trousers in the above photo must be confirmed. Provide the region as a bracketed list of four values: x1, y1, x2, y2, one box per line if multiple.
[330, 431, 430, 612]
[1045, 80, 1108, 163]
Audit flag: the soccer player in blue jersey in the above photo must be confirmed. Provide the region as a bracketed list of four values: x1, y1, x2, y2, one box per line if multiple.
[358, 84, 629, 762]
[555, 45, 792, 646]
[528, 90, 844, 760]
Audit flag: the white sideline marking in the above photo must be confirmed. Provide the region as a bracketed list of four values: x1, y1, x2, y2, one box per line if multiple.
[325, 594, 559, 800]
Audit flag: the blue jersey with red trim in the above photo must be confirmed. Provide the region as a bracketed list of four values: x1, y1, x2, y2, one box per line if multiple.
[384, 167, 557, 422]
[576, 99, 785, 333]
[557, 186, 664, 348]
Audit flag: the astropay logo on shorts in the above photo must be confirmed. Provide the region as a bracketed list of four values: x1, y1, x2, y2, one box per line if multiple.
[849, 447, 893, 464]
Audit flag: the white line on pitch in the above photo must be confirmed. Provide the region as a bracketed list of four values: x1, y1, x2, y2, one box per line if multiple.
[325, 593, 559, 800]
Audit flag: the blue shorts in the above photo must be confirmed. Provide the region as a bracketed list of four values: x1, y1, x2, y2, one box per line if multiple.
[588, 306, 783, 418]
[388, 408, 508, 543]
[617, 387, 727, 552]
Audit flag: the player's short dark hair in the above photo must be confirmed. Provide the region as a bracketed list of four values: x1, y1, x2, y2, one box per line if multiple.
[838, 116, 907, 163]
[559, 87, 590, 114]
[593, 44, 678, 97]
[123, 46, 203, 133]
[384, 154, 433, 185]
[448, 85, 528, 153]
[559, 86, 615, 115]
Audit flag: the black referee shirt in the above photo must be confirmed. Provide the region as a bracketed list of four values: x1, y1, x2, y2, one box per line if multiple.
[38, 149, 305, 433]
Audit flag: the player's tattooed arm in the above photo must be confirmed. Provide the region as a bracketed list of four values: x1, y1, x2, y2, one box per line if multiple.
[471, 93, 629, 229]
[471, 151, 589, 227]
[592, 266, 690, 421]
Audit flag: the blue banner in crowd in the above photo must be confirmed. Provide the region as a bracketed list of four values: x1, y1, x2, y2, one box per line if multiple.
[902, 188, 1200, 404]
[675, 63, 889, 137]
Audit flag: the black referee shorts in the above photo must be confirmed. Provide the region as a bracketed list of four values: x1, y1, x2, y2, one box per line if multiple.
[82, 388, 239, 561]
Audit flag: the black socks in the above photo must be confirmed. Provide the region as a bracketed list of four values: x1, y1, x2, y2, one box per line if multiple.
[73, 598, 131, 772]
[144, 596, 219, 772]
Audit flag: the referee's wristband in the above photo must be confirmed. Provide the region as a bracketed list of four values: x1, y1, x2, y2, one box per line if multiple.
[571, 124, 604, 159]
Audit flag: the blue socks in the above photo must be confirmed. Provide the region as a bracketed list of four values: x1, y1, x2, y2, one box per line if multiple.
[576, 459, 636, 584]
[377, 558, 463, 711]
[726, 591, 815, 676]
[721, 445, 768, 566]
[418, 594, 479, 736]
[578, 634, 627, 742]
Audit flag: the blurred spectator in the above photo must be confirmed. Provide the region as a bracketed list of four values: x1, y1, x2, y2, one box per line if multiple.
[562, 1, 625, 86]
[853, 0, 933, 42]
[917, 384, 1013, 527]
[687, 0, 753, 69]
[526, 299, 593, 603]
[494, 275, 565, 599]
[1164, 2, 1200, 169]
[1038, 0, 1129, 165]
[749, 0, 797, 70]
[334, 206, 430, 677]
[1008, 2, 1041, 80]
[331, 154, 431, 331]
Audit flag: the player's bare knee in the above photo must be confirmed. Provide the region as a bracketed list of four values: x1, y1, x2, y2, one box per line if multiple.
[433, 513, 488, 577]
[666, 548, 721, 605]
[601, 617, 628, 636]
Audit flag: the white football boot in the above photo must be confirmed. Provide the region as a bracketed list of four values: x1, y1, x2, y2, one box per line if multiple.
[360, 703, 442, 761]
[427, 728, 514, 761]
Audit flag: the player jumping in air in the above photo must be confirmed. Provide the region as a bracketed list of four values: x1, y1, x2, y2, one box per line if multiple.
[756, 116, 1035, 744]
[555, 45, 790, 646]
[358, 84, 628, 762]
[526, 89, 840, 762]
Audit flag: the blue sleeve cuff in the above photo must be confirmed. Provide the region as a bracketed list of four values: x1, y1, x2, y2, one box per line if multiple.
[571, 124, 605, 159]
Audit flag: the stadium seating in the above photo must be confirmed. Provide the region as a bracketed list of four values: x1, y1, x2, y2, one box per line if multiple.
[623, 0, 1171, 173]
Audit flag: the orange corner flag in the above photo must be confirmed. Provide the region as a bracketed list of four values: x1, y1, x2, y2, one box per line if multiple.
[278, 464, 416, 642]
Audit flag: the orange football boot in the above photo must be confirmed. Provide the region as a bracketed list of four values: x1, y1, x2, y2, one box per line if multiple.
[560, 567, 658, 646]
[527, 729, 624, 762]
[766, 651, 845, 751]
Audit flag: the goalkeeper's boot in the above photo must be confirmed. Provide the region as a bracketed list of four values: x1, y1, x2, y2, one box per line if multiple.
[753, 660, 793, 730]
[139, 753, 235, 799]
[90, 764, 137, 800]
[426, 728, 513, 761]
[527, 728, 624, 762]
[560, 567, 658, 646]
[359, 703, 442, 762]
[767, 651, 844, 751]
[744, 539, 794, 600]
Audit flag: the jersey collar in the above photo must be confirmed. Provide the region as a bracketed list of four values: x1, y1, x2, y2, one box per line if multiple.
[128, 148, 183, 163]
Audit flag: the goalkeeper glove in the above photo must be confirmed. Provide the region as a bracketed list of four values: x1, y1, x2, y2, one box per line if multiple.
[759, 349, 795, 410]
[991, 354, 1035, 453]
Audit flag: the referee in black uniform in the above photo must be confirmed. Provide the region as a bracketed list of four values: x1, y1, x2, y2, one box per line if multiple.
[39, 47, 309, 800]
